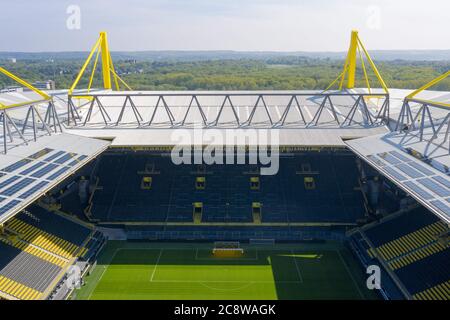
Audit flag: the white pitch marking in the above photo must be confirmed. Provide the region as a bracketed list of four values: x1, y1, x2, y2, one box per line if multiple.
[150, 249, 163, 282]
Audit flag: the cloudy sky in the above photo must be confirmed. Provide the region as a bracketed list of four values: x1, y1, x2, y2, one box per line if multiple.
[1, 0, 449, 52]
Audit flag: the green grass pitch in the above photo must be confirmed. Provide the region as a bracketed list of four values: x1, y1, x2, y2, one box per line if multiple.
[74, 241, 378, 300]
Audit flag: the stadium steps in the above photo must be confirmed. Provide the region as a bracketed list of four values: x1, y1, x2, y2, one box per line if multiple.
[0, 250, 62, 292]
[0, 239, 64, 300]
[388, 241, 448, 270]
[0, 238, 67, 268]
[413, 281, 450, 300]
[252, 209, 262, 224]
[0, 275, 42, 300]
[0, 209, 98, 300]
[361, 208, 449, 299]
[193, 210, 202, 224]
[367, 221, 446, 263]
[6, 218, 87, 260]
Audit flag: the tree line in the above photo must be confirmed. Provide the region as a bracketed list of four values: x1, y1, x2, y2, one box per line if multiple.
[1, 58, 449, 91]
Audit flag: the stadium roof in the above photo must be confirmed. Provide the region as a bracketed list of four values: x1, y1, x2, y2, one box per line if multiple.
[62, 89, 391, 146]
[67, 127, 387, 147]
[0, 87, 449, 224]
[0, 133, 109, 224]
[346, 123, 450, 223]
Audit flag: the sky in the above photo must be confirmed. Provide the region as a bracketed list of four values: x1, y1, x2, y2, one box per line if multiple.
[0, 0, 449, 52]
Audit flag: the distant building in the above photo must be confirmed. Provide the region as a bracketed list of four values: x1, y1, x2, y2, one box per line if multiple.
[8, 58, 16, 63]
[2, 80, 55, 94]
[25, 80, 56, 91]
[0, 85, 23, 93]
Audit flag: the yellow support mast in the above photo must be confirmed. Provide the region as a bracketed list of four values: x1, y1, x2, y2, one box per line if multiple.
[100, 32, 112, 90]
[69, 31, 131, 96]
[405, 70, 450, 108]
[346, 30, 358, 89]
[325, 30, 388, 95]
[0, 67, 51, 109]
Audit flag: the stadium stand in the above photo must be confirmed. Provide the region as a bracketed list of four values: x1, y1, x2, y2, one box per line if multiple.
[3, 146, 445, 300]
[0, 206, 97, 300]
[88, 151, 365, 224]
[349, 207, 449, 300]
[13, 206, 92, 249]
[125, 225, 347, 241]
[347, 231, 405, 300]
[0, 240, 59, 299]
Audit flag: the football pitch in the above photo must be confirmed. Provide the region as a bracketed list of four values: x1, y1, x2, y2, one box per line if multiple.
[75, 241, 378, 300]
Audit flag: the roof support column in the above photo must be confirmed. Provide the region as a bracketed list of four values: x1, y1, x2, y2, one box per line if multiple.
[346, 30, 359, 89]
[100, 32, 112, 90]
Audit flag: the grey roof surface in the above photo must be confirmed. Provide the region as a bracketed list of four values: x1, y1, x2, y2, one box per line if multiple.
[0, 133, 110, 224]
[62, 89, 392, 145]
[67, 127, 387, 147]
[346, 132, 450, 223]
[71, 90, 384, 128]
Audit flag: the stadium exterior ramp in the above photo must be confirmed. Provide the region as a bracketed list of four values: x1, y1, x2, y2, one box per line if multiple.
[346, 72, 450, 223]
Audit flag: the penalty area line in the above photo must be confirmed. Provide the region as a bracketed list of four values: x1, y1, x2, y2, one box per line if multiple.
[291, 250, 304, 283]
[150, 249, 163, 282]
[337, 249, 364, 299]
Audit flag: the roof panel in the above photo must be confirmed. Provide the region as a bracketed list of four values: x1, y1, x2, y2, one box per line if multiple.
[346, 132, 450, 223]
[0, 133, 110, 224]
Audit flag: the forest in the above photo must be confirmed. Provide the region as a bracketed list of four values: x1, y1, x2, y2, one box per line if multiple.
[1, 56, 449, 91]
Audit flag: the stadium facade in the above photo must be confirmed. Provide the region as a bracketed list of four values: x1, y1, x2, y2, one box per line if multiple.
[0, 31, 448, 300]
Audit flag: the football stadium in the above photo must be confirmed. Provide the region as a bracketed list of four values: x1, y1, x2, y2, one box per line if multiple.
[0, 30, 448, 301]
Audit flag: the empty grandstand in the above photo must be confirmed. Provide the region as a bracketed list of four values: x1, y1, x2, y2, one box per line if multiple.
[84, 150, 363, 226]
[0, 31, 448, 300]
[0, 206, 102, 300]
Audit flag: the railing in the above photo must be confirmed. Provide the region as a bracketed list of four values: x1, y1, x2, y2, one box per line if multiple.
[395, 97, 450, 154]
[67, 91, 390, 128]
[0, 100, 62, 154]
[126, 230, 346, 241]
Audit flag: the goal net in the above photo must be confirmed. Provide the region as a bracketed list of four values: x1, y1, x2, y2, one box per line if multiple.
[212, 241, 244, 257]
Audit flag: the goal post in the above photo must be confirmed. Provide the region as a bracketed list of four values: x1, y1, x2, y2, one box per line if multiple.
[212, 241, 244, 257]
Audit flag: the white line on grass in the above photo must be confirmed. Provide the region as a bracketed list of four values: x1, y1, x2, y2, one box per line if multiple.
[151, 280, 302, 283]
[290, 250, 304, 283]
[87, 248, 121, 300]
[199, 281, 255, 292]
[87, 265, 108, 300]
[337, 250, 364, 299]
[150, 249, 163, 282]
[195, 248, 200, 260]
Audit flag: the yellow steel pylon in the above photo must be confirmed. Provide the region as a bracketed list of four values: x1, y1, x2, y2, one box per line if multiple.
[406, 70, 450, 108]
[69, 31, 131, 96]
[0, 67, 51, 110]
[325, 30, 388, 95]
